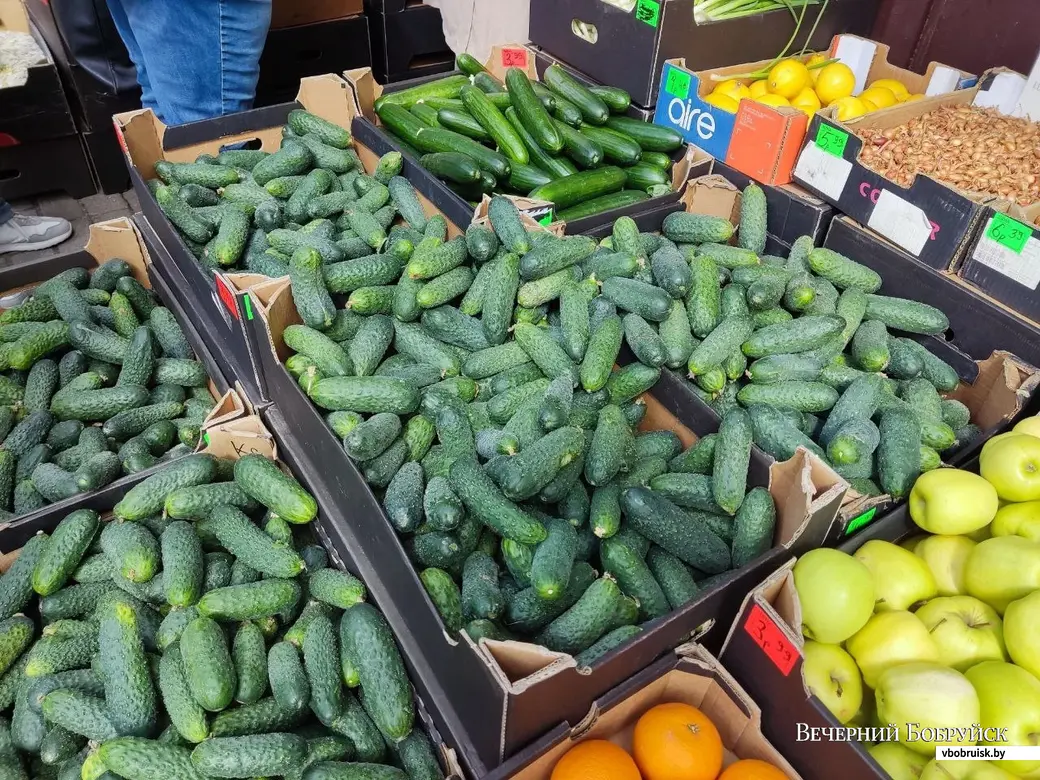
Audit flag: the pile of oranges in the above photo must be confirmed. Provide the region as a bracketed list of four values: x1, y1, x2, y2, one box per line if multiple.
[549, 703, 790, 780]
[703, 55, 923, 122]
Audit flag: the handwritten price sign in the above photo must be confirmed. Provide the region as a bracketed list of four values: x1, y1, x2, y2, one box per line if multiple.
[744, 604, 799, 675]
[634, 0, 661, 27]
[816, 123, 849, 158]
[500, 48, 529, 69]
[664, 67, 691, 100]
[987, 212, 1031, 254]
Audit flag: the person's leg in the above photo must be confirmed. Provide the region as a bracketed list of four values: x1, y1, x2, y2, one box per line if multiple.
[104, 0, 158, 114]
[113, 0, 271, 125]
[0, 200, 72, 253]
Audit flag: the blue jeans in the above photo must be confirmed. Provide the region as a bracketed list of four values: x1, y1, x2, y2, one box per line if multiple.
[105, 0, 272, 126]
[0, 200, 11, 225]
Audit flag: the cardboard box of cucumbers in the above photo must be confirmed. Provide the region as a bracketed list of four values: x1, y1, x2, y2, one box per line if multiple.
[0, 219, 241, 524]
[0, 413, 458, 780]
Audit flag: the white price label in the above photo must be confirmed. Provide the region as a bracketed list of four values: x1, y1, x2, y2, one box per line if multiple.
[972, 232, 1040, 290]
[867, 190, 932, 256]
[793, 142, 852, 201]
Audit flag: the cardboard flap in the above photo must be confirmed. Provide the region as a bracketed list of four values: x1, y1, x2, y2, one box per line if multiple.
[682, 176, 740, 224]
[202, 389, 246, 430]
[949, 350, 1040, 430]
[485, 44, 539, 81]
[474, 638, 576, 692]
[769, 448, 846, 549]
[342, 67, 381, 120]
[721, 559, 803, 653]
[296, 74, 358, 133]
[0, 0, 29, 33]
[472, 195, 563, 236]
[84, 218, 150, 285]
[200, 415, 277, 460]
[245, 277, 299, 361]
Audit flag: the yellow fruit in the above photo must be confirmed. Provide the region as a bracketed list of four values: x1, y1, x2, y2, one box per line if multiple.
[551, 740, 641, 780]
[860, 98, 880, 112]
[870, 78, 910, 101]
[715, 79, 751, 101]
[860, 86, 897, 110]
[749, 79, 770, 98]
[905, 93, 925, 102]
[790, 87, 821, 117]
[1014, 416, 1040, 439]
[632, 703, 723, 780]
[807, 53, 828, 84]
[829, 96, 867, 121]
[814, 62, 856, 105]
[704, 92, 739, 113]
[767, 59, 811, 99]
[755, 93, 790, 109]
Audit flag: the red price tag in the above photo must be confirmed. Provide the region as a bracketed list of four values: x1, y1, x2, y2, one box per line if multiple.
[744, 604, 799, 676]
[112, 120, 129, 158]
[214, 275, 239, 321]
[500, 48, 529, 69]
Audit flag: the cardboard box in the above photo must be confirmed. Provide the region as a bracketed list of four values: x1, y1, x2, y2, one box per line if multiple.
[528, 0, 877, 109]
[344, 44, 711, 235]
[655, 35, 975, 186]
[0, 133, 95, 200]
[959, 203, 1040, 326]
[114, 75, 368, 404]
[489, 643, 801, 780]
[0, 0, 76, 142]
[0, 218, 244, 531]
[270, 0, 364, 29]
[366, 3, 453, 84]
[235, 245, 844, 774]
[719, 561, 887, 780]
[0, 410, 464, 780]
[256, 15, 371, 107]
[792, 69, 1030, 270]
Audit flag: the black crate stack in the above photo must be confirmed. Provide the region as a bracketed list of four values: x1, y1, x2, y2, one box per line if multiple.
[364, 0, 454, 84]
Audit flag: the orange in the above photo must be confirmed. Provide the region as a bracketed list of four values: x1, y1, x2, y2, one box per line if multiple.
[550, 740, 641, 780]
[632, 703, 723, 780]
[718, 759, 791, 779]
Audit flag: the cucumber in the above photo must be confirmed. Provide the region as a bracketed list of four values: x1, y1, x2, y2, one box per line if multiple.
[827, 419, 881, 465]
[900, 339, 960, 392]
[736, 381, 838, 413]
[605, 116, 683, 152]
[601, 277, 671, 322]
[741, 314, 845, 358]
[520, 236, 596, 282]
[96, 596, 157, 736]
[663, 213, 734, 245]
[533, 576, 637, 655]
[747, 354, 823, 384]
[820, 374, 885, 444]
[581, 126, 642, 166]
[114, 454, 217, 521]
[191, 733, 307, 778]
[557, 191, 650, 222]
[543, 65, 609, 125]
[620, 487, 730, 573]
[864, 294, 949, 335]
[198, 579, 301, 621]
[713, 408, 752, 515]
[687, 316, 753, 375]
[32, 509, 99, 597]
[808, 248, 882, 292]
[877, 406, 921, 499]
[887, 336, 924, 379]
[414, 126, 511, 180]
[504, 108, 574, 179]
[529, 167, 627, 211]
[448, 457, 547, 544]
[851, 320, 890, 372]
[210, 505, 304, 578]
[600, 536, 669, 621]
[233, 454, 317, 525]
[100, 520, 160, 583]
[646, 546, 699, 610]
[267, 641, 309, 714]
[731, 486, 776, 567]
[513, 322, 577, 385]
[387, 177, 427, 232]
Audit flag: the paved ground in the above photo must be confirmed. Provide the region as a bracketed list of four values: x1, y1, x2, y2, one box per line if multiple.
[2, 189, 140, 267]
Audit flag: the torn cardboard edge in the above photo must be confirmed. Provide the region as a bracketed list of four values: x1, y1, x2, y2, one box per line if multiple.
[472, 195, 565, 237]
[507, 640, 801, 780]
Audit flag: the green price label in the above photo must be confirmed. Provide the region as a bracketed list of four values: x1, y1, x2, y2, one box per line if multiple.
[665, 66, 691, 100]
[635, 0, 661, 27]
[537, 211, 554, 226]
[816, 123, 849, 157]
[244, 293, 255, 321]
[844, 507, 877, 536]
[986, 212, 1031, 254]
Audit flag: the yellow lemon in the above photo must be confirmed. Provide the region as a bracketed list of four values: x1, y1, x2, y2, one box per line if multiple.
[715, 79, 751, 101]
[790, 87, 821, 117]
[767, 59, 811, 99]
[869, 78, 910, 102]
[755, 93, 790, 108]
[749, 79, 770, 98]
[814, 62, 856, 105]
[859, 86, 897, 110]
[905, 93, 925, 102]
[830, 96, 868, 121]
[807, 53, 828, 83]
[859, 98, 879, 112]
[703, 91, 739, 113]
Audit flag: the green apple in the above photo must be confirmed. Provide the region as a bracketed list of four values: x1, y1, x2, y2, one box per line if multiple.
[1002, 589, 1040, 680]
[1014, 415, 1040, 439]
[902, 534, 930, 552]
[921, 760, 1019, 779]
[876, 662, 981, 755]
[869, 742, 929, 779]
[964, 535, 1040, 614]
[802, 641, 863, 723]
[915, 596, 1007, 672]
[910, 468, 1000, 535]
[980, 433, 1040, 502]
[965, 661, 1040, 776]
[793, 548, 875, 643]
[847, 610, 941, 689]
[991, 500, 1040, 541]
[855, 539, 938, 611]
[915, 535, 976, 596]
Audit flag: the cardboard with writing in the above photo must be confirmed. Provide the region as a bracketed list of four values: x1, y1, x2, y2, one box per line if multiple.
[959, 203, 1040, 326]
[792, 69, 1028, 270]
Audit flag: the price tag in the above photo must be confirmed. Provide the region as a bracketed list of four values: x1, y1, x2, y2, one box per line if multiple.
[986, 212, 1031, 254]
[664, 66, 691, 100]
[844, 507, 877, 536]
[500, 48, 529, 69]
[244, 293, 255, 321]
[744, 604, 798, 675]
[537, 211, 554, 227]
[213, 275, 239, 321]
[112, 119, 129, 158]
[816, 123, 849, 157]
[634, 0, 661, 27]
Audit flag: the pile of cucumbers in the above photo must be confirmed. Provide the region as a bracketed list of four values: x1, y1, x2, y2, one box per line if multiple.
[671, 184, 976, 499]
[148, 109, 411, 278]
[0, 262, 219, 519]
[0, 451, 444, 779]
[373, 54, 685, 221]
[279, 194, 777, 662]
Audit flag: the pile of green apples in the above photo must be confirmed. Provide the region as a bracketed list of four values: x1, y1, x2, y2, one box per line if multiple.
[793, 413, 1040, 780]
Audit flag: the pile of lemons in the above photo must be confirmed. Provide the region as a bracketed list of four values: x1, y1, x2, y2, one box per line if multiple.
[703, 54, 924, 121]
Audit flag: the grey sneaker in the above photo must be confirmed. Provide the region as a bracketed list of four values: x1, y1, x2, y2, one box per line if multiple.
[0, 214, 73, 253]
